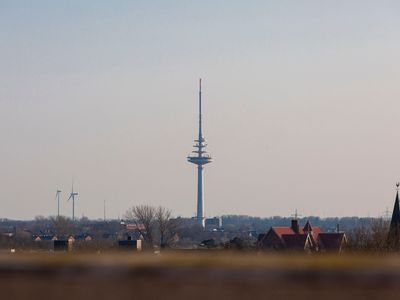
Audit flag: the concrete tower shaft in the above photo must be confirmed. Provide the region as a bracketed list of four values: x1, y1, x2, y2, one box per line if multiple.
[188, 79, 212, 227]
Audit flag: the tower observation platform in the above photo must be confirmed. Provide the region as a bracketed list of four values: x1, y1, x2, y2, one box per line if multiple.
[187, 79, 213, 227]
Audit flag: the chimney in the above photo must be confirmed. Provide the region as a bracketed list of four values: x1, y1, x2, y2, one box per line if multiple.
[291, 219, 299, 234]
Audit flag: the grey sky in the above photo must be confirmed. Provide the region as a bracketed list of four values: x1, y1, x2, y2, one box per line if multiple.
[1, 1, 400, 219]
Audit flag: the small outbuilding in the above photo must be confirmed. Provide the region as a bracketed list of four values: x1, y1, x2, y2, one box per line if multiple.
[118, 236, 142, 251]
[54, 240, 69, 251]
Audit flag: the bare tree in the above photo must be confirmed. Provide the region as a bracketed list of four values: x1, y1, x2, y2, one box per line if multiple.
[348, 218, 390, 252]
[33, 215, 49, 233]
[156, 206, 171, 246]
[371, 218, 390, 250]
[125, 205, 156, 247]
[49, 215, 73, 237]
[156, 206, 180, 247]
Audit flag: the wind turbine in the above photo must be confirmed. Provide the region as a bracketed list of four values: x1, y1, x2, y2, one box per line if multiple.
[55, 190, 62, 217]
[67, 183, 78, 221]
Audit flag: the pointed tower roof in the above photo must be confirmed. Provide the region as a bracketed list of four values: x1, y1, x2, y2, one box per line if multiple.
[303, 220, 313, 233]
[390, 190, 400, 229]
[387, 183, 400, 248]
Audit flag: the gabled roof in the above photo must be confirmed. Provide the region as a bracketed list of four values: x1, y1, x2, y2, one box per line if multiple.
[34, 234, 57, 241]
[309, 227, 322, 236]
[308, 227, 322, 245]
[281, 234, 311, 250]
[41, 235, 55, 241]
[318, 233, 346, 250]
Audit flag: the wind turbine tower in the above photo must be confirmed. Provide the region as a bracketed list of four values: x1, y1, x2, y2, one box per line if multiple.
[55, 190, 62, 217]
[104, 199, 106, 222]
[188, 79, 213, 227]
[67, 184, 78, 221]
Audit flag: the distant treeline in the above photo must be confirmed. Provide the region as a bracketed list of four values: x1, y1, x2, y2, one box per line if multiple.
[0, 215, 381, 233]
[221, 215, 379, 233]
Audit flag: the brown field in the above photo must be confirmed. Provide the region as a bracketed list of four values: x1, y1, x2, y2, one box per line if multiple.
[1, 251, 400, 300]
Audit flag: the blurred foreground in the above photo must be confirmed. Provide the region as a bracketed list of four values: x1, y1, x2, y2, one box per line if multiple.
[1, 252, 399, 300]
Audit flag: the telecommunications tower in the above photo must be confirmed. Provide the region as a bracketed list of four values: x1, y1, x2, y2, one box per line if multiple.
[187, 79, 213, 227]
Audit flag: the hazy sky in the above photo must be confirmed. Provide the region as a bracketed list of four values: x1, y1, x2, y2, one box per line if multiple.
[1, 1, 400, 220]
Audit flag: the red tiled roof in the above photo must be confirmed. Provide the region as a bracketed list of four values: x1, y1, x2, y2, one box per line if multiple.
[309, 227, 322, 244]
[310, 227, 322, 235]
[271, 227, 295, 237]
[126, 223, 145, 230]
[270, 224, 322, 250]
[271, 226, 322, 238]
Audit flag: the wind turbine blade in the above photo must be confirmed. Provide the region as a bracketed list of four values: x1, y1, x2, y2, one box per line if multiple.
[67, 194, 72, 201]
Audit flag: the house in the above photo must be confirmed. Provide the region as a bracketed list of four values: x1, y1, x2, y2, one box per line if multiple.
[258, 219, 320, 251]
[74, 234, 93, 241]
[258, 218, 346, 253]
[34, 235, 58, 242]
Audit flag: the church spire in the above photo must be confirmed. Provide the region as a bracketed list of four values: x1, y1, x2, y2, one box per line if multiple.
[387, 183, 400, 248]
